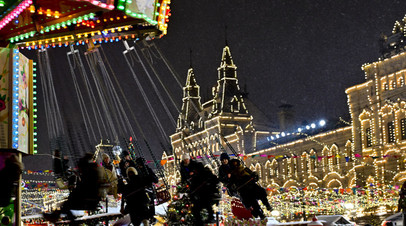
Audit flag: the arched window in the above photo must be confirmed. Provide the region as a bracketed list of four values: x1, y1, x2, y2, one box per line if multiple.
[309, 150, 317, 173]
[345, 141, 353, 164]
[388, 121, 395, 143]
[392, 80, 397, 89]
[401, 118, 406, 140]
[270, 159, 278, 178]
[366, 127, 373, 147]
[399, 77, 405, 87]
[301, 152, 308, 175]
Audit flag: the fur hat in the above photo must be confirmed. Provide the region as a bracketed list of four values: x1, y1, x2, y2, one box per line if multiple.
[102, 153, 110, 160]
[126, 167, 138, 176]
[181, 153, 190, 160]
[220, 153, 230, 161]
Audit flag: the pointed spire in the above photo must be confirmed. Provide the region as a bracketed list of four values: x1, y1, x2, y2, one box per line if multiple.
[177, 67, 203, 131]
[185, 68, 197, 87]
[220, 46, 234, 68]
[212, 45, 248, 116]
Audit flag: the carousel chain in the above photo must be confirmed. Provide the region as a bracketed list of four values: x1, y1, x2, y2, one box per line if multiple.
[92, 47, 129, 139]
[132, 45, 177, 129]
[122, 40, 169, 144]
[139, 44, 181, 113]
[84, 47, 118, 142]
[67, 45, 98, 143]
[38, 48, 70, 157]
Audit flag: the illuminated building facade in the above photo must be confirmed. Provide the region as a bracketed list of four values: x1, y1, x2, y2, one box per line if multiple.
[163, 15, 406, 190]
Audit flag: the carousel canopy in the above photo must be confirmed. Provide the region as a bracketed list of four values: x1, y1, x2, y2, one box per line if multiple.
[0, 0, 170, 48]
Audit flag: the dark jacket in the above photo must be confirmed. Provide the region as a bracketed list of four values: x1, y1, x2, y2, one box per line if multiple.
[0, 155, 23, 207]
[122, 174, 149, 212]
[181, 160, 220, 204]
[136, 164, 158, 187]
[54, 157, 69, 177]
[180, 160, 204, 183]
[119, 158, 136, 178]
[218, 164, 231, 184]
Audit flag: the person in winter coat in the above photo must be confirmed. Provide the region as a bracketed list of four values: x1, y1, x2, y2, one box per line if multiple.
[398, 180, 406, 212]
[218, 153, 237, 197]
[102, 153, 118, 199]
[121, 167, 150, 226]
[44, 153, 104, 222]
[53, 149, 69, 178]
[0, 154, 23, 207]
[228, 159, 272, 219]
[180, 153, 220, 225]
[135, 157, 158, 222]
[119, 151, 136, 178]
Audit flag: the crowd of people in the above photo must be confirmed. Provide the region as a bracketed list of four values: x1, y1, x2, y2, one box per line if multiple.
[179, 152, 273, 225]
[45, 150, 158, 226]
[45, 149, 273, 225]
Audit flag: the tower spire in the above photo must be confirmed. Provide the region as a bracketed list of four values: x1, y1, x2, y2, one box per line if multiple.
[177, 67, 202, 131]
[211, 45, 248, 116]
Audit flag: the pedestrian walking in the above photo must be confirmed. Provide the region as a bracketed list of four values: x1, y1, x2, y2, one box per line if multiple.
[228, 159, 272, 219]
[180, 153, 220, 225]
[120, 167, 150, 226]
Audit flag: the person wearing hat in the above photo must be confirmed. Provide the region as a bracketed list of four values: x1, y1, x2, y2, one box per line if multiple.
[228, 158, 272, 219]
[119, 150, 136, 178]
[179, 153, 198, 183]
[44, 153, 104, 222]
[101, 153, 118, 199]
[134, 157, 158, 223]
[179, 153, 219, 225]
[121, 167, 150, 226]
[218, 153, 236, 197]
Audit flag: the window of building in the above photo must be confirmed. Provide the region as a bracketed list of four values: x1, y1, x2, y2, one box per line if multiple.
[388, 121, 395, 143]
[383, 82, 389, 90]
[400, 78, 405, 87]
[401, 118, 406, 140]
[392, 80, 397, 89]
[366, 127, 372, 147]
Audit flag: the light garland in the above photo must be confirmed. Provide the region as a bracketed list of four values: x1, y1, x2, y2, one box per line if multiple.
[32, 62, 38, 153]
[9, 13, 95, 43]
[0, 0, 32, 31]
[16, 24, 145, 49]
[29, 6, 61, 18]
[156, 0, 171, 34]
[12, 49, 19, 149]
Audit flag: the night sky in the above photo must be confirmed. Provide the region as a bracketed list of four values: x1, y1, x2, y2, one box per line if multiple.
[22, 0, 406, 170]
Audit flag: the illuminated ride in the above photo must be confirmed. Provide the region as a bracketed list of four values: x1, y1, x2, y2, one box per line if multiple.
[0, 0, 171, 225]
[0, 0, 171, 48]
